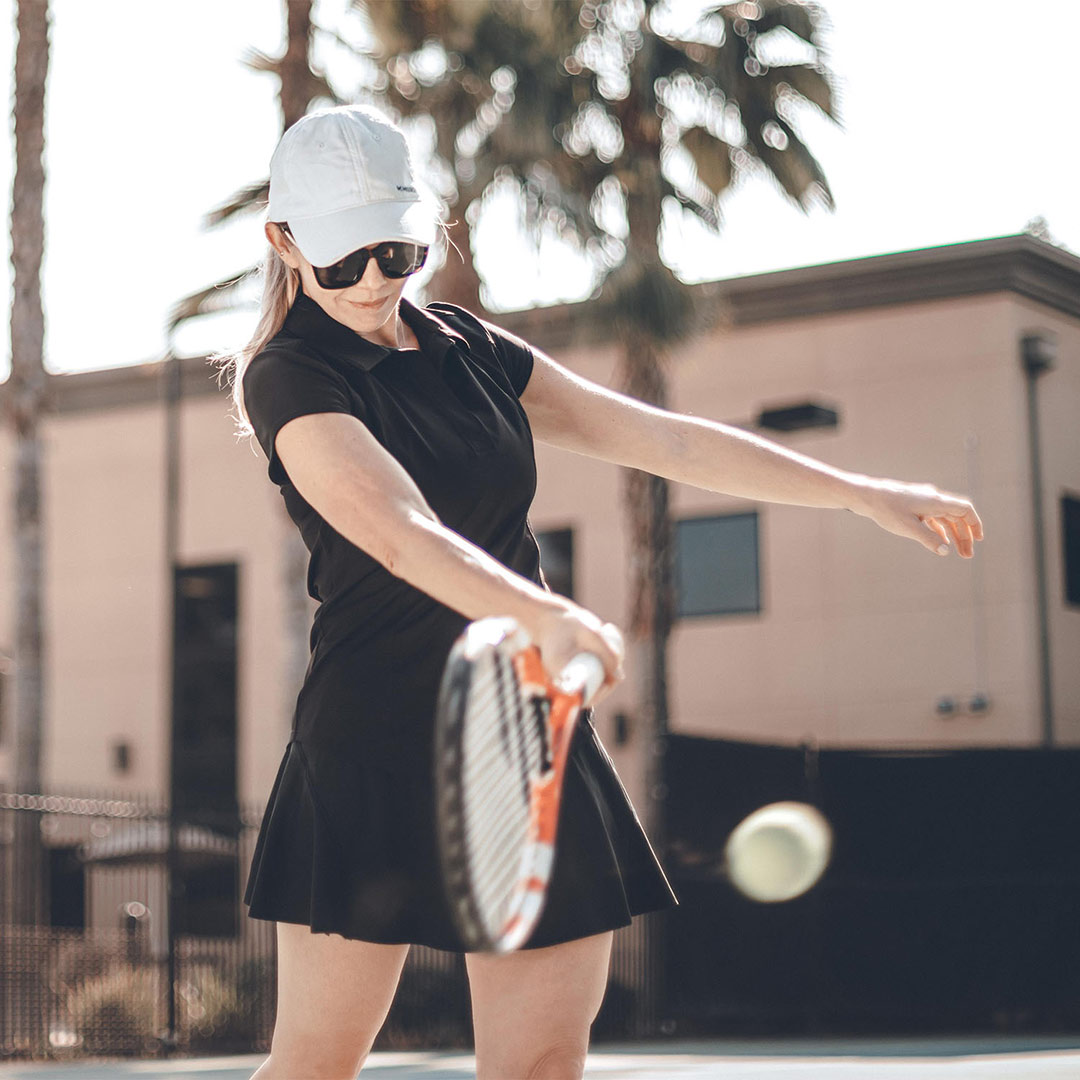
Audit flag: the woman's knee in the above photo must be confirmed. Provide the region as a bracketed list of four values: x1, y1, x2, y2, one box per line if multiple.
[523, 1035, 589, 1079]
[251, 1040, 371, 1080]
[467, 930, 613, 1079]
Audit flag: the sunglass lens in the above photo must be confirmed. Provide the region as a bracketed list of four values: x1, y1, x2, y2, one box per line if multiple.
[313, 242, 429, 289]
[375, 242, 429, 278]
[314, 249, 369, 290]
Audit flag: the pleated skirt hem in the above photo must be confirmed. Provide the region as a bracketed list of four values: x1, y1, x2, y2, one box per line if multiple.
[242, 720, 678, 953]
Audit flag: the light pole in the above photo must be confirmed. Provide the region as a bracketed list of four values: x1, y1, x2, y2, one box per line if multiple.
[160, 337, 182, 1054]
[1020, 332, 1056, 748]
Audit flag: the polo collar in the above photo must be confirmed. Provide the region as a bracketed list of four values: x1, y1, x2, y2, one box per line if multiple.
[282, 284, 470, 372]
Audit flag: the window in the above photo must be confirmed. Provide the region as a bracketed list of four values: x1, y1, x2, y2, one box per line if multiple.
[535, 527, 575, 600]
[179, 858, 237, 937]
[675, 512, 760, 618]
[1064, 494, 1080, 607]
[172, 563, 240, 937]
[172, 563, 238, 824]
[48, 845, 86, 929]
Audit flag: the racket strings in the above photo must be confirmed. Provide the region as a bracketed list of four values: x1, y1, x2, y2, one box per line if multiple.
[460, 648, 548, 934]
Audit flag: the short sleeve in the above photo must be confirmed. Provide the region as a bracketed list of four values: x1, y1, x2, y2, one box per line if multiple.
[426, 301, 536, 398]
[474, 318, 536, 398]
[242, 347, 355, 486]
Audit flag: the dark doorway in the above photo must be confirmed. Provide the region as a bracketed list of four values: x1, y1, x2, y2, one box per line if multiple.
[171, 562, 239, 935]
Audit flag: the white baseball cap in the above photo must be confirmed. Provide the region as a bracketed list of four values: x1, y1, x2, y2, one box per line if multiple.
[266, 104, 438, 267]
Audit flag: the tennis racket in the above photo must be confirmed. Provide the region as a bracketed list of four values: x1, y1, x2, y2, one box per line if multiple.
[433, 615, 608, 953]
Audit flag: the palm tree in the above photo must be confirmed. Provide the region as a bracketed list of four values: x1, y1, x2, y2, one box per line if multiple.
[169, 0, 338, 330]
[351, 0, 840, 853]
[352, 0, 602, 310]
[8, 0, 51, 926]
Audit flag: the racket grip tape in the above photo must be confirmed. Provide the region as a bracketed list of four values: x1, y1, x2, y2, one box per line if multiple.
[555, 652, 607, 705]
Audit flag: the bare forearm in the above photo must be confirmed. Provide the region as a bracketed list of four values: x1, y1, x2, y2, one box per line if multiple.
[625, 409, 868, 511]
[383, 509, 566, 625]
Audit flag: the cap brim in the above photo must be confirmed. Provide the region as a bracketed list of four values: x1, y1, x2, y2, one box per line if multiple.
[286, 199, 437, 267]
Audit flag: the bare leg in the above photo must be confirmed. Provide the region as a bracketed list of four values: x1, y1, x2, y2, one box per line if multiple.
[249, 921, 410, 1080]
[466, 930, 613, 1080]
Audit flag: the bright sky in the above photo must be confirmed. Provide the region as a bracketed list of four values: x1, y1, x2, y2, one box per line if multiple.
[1, 0, 1077, 377]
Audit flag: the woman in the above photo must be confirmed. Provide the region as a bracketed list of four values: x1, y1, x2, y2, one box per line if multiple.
[227, 104, 982, 1079]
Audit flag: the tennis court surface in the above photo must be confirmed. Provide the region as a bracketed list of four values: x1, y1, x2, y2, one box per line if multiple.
[1, 1036, 1079, 1078]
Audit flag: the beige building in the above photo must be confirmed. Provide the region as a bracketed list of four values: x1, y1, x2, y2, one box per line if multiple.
[1, 232, 1078, 830]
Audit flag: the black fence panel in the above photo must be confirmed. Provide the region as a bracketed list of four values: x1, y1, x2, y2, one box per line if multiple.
[664, 736, 1080, 1037]
[9, 739, 1079, 1060]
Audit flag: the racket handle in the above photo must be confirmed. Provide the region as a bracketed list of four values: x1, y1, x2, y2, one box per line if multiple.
[555, 652, 607, 705]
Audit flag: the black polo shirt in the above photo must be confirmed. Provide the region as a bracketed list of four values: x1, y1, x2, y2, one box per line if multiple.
[241, 284, 545, 648]
[240, 286, 680, 949]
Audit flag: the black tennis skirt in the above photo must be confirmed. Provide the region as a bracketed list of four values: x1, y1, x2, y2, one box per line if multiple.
[242, 607, 679, 952]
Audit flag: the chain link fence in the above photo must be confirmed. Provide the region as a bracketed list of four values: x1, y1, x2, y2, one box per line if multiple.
[0, 788, 658, 1062]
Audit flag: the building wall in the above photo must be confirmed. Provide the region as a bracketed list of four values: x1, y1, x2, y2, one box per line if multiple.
[0, 385, 312, 807]
[531, 290, 1079, 804]
[0, 245, 1077, 822]
[1015, 297, 1080, 741]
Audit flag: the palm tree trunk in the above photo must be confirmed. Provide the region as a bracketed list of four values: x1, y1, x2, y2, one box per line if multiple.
[614, 88, 673, 854]
[280, 0, 315, 130]
[9, 0, 50, 927]
[427, 207, 485, 312]
[617, 333, 675, 1039]
[425, 126, 489, 312]
[617, 32, 676, 1031]
[615, 165, 677, 1037]
[618, 332, 674, 851]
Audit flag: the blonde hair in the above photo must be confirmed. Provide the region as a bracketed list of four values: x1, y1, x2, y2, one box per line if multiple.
[215, 211, 456, 442]
[212, 222, 301, 438]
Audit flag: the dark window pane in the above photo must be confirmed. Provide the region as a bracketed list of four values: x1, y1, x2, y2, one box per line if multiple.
[48, 845, 86, 929]
[179, 855, 238, 937]
[536, 527, 574, 600]
[1064, 494, 1080, 607]
[172, 563, 239, 828]
[171, 563, 242, 938]
[675, 513, 760, 618]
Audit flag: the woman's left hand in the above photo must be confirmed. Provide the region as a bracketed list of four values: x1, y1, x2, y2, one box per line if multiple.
[849, 477, 985, 558]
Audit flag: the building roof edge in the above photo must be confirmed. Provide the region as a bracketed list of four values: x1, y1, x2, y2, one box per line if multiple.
[13, 232, 1078, 415]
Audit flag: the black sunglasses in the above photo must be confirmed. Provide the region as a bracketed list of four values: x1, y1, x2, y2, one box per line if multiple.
[280, 223, 428, 289]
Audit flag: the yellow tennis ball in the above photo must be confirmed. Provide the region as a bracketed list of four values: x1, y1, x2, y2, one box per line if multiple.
[724, 801, 833, 903]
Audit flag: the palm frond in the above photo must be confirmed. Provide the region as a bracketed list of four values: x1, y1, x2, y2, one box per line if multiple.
[240, 46, 277, 74]
[652, 35, 721, 86]
[680, 126, 734, 199]
[523, 166, 606, 248]
[648, 30, 704, 82]
[204, 180, 270, 229]
[312, 23, 380, 62]
[240, 45, 340, 106]
[747, 0, 821, 44]
[545, 150, 613, 211]
[167, 266, 259, 333]
[660, 174, 724, 232]
[763, 61, 840, 123]
[741, 110, 833, 212]
[354, 0, 487, 59]
[604, 256, 697, 346]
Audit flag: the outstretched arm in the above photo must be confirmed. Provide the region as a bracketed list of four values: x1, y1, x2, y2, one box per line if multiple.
[519, 348, 984, 559]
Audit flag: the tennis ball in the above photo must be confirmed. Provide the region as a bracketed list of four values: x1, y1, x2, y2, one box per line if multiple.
[724, 801, 833, 903]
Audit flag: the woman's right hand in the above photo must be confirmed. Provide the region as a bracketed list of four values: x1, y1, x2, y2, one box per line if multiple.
[524, 600, 626, 707]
